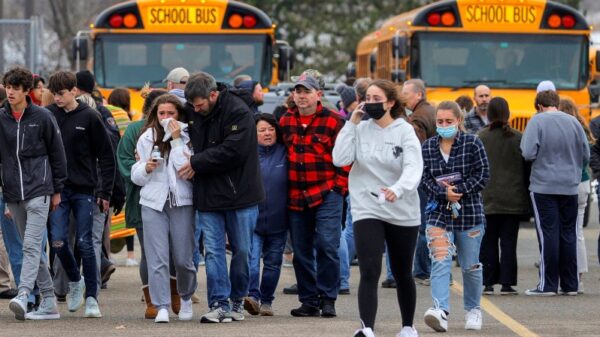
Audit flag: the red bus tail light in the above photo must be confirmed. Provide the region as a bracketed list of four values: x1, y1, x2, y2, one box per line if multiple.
[243, 15, 257, 28]
[562, 15, 575, 29]
[540, 2, 587, 30]
[427, 13, 441, 26]
[109, 14, 123, 28]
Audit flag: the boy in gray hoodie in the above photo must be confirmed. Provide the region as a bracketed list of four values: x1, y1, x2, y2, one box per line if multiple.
[520, 89, 589, 296]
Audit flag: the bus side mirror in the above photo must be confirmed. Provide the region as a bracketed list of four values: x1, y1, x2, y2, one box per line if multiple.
[370, 52, 377, 74]
[346, 62, 356, 79]
[278, 45, 295, 78]
[596, 50, 600, 72]
[590, 82, 600, 103]
[392, 35, 408, 58]
[71, 37, 88, 61]
[391, 70, 406, 83]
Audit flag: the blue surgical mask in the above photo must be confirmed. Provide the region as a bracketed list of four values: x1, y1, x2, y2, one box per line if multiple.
[436, 125, 458, 139]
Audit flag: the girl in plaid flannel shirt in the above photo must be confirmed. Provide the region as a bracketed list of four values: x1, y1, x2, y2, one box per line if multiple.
[420, 101, 490, 333]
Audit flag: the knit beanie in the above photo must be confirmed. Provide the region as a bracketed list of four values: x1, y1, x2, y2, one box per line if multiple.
[76, 70, 96, 93]
[237, 80, 259, 92]
[335, 84, 357, 109]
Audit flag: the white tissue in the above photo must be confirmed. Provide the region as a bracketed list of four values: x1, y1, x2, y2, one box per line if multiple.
[159, 118, 188, 142]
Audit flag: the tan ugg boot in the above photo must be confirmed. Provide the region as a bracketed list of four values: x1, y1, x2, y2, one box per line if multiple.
[142, 285, 158, 319]
[170, 277, 180, 314]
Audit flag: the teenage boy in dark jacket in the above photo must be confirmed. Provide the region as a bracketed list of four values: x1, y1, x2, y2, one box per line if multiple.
[0, 67, 67, 321]
[46, 71, 115, 318]
[179, 72, 264, 323]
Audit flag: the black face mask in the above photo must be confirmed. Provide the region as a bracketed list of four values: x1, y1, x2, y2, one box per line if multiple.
[364, 102, 386, 120]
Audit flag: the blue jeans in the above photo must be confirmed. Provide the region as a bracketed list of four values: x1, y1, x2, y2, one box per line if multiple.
[248, 231, 287, 305]
[199, 205, 258, 310]
[49, 188, 97, 299]
[193, 211, 204, 269]
[427, 224, 484, 313]
[413, 187, 431, 279]
[289, 191, 343, 307]
[339, 196, 354, 290]
[0, 192, 23, 285]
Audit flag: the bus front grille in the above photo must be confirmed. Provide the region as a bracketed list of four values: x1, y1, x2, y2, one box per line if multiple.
[510, 117, 529, 131]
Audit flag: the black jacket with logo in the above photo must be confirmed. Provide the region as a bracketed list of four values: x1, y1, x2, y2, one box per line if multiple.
[46, 100, 115, 200]
[187, 83, 264, 211]
[0, 97, 67, 202]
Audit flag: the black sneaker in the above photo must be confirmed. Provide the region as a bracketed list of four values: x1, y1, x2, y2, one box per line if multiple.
[338, 288, 350, 295]
[283, 283, 298, 295]
[320, 300, 336, 318]
[483, 285, 494, 295]
[381, 278, 397, 288]
[500, 285, 518, 295]
[290, 304, 320, 317]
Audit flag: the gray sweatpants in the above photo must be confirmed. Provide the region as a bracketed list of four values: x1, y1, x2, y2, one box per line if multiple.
[7, 196, 54, 298]
[141, 203, 196, 308]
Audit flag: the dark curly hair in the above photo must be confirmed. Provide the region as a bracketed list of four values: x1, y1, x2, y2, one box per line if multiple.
[3, 67, 33, 92]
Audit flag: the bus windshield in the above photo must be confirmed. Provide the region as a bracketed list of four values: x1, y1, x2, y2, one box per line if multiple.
[94, 34, 270, 88]
[411, 32, 588, 90]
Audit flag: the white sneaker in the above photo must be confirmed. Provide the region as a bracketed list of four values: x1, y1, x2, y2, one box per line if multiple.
[125, 258, 139, 267]
[67, 278, 85, 312]
[9, 291, 28, 321]
[84, 297, 102, 318]
[424, 308, 448, 332]
[397, 326, 418, 337]
[178, 298, 193, 321]
[465, 308, 482, 330]
[155, 308, 169, 323]
[354, 327, 376, 337]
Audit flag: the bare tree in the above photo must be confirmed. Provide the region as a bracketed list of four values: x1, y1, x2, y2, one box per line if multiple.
[45, 0, 119, 70]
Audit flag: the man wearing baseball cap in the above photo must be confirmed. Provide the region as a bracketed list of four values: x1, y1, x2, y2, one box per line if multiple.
[279, 73, 349, 318]
[164, 67, 189, 104]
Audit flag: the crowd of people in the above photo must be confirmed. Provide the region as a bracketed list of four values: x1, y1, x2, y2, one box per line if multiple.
[0, 64, 597, 337]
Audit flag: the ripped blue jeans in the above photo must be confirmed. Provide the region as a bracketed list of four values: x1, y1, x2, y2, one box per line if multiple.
[426, 224, 484, 314]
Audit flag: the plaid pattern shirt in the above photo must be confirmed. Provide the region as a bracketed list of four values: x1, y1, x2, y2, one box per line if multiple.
[464, 109, 487, 134]
[280, 103, 349, 211]
[420, 131, 490, 231]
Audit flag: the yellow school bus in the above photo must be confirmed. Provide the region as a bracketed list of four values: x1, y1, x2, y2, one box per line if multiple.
[353, 0, 600, 129]
[75, 0, 293, 119]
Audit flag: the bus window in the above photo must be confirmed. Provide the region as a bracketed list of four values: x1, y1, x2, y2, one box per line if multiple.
[94, 34, 268, 88]
[412, 32, 588, 90]
[118, 44, 147, 66]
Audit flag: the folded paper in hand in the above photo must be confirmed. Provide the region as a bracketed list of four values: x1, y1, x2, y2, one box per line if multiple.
[159, 118, 188, 142]
[435, 172, 462, 187]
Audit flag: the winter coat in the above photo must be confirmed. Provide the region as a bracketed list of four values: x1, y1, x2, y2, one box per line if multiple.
[131, 128, 193, 211]
[116, 120, 144, 228]
[0, 97, 67, 202]
[187, 83, 264, 211]
[256, 143, 288, 235]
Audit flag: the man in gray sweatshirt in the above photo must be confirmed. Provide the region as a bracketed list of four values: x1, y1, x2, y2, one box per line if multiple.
[520, 89, 589, 296]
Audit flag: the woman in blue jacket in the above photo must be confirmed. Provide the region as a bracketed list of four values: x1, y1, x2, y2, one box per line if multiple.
[244, 113, 288, 317]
